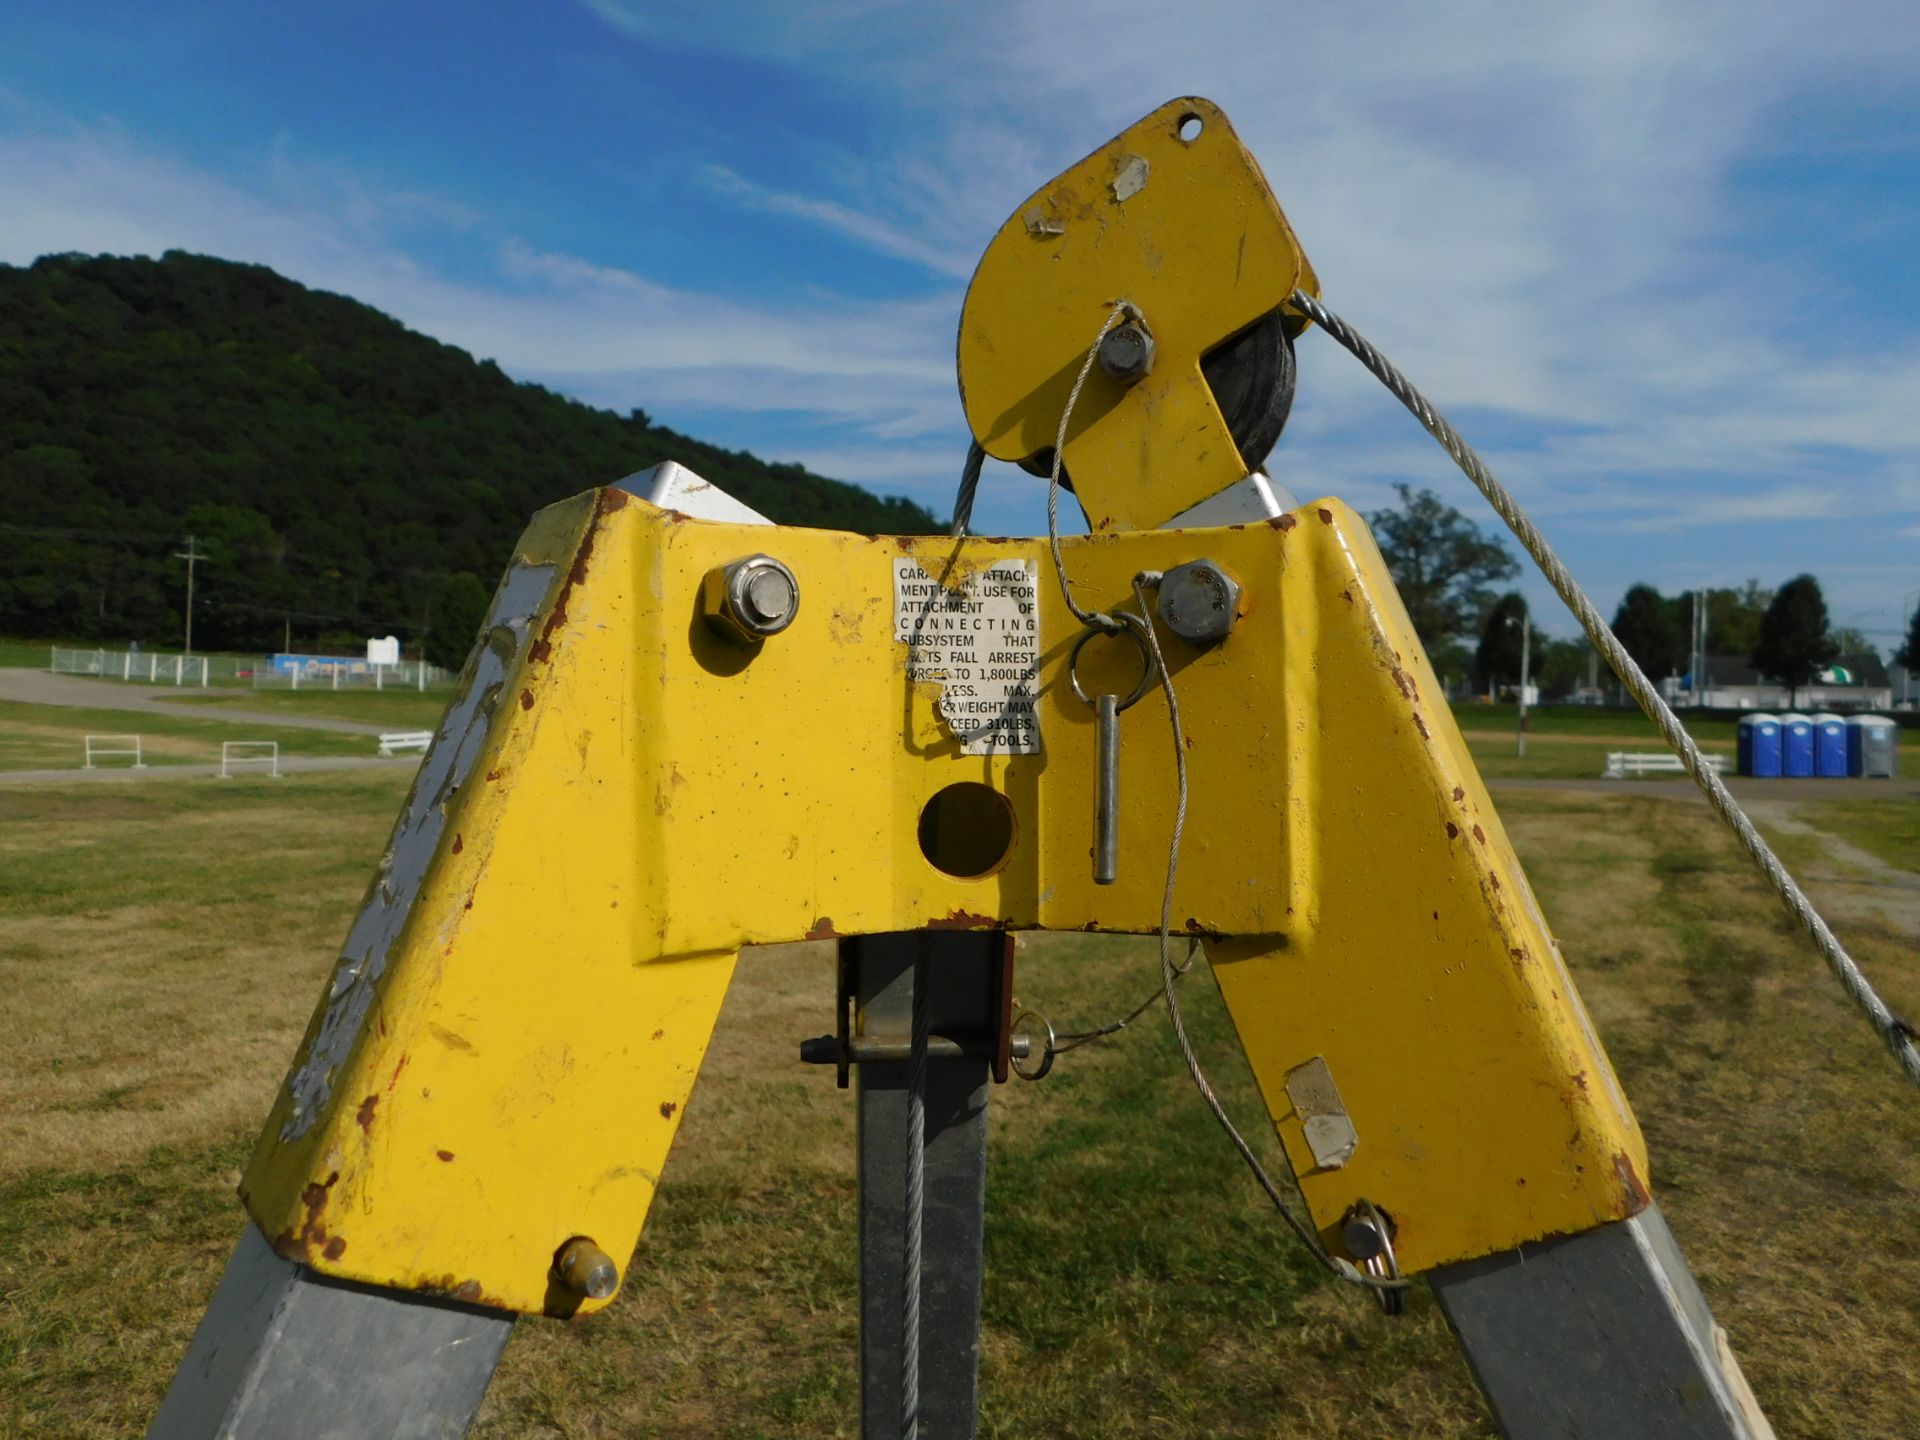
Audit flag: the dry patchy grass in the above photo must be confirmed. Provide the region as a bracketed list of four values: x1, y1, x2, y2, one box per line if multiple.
[2, 776, 1918, 1437]
[0, 700, 370, 772]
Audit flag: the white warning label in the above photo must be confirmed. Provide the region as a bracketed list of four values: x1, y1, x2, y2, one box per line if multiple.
[893, 557, 1042, 755]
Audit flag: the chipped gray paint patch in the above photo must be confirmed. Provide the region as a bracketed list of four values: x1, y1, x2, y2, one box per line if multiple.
[280, 558, 558, 1141]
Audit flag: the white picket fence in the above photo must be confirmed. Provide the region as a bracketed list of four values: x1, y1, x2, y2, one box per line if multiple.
[51, 647, 229, 686]
[219, 741, 282, 779]
[250, 660, 449, 692]
[49, 646, 451, 691]
[84, 734, 146, 769]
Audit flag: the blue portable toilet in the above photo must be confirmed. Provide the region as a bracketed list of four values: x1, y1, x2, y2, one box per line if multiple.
[1738, 713, 1782, 777]
[1780, 712, 1815, 778]
[1847, 715, 1898, 778]
[1810, 713, 1848, 777]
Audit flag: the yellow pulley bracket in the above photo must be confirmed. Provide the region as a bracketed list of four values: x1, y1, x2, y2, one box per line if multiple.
[958, 96, 1319, 527]
[239, 483, 1645, 1314]
[156, 96, 1775, 1440]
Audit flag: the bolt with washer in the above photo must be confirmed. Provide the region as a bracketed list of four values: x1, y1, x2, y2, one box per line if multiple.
[702, 554, 800, 645]
[1098, 321, 1156, 384]
[1156, 559, 1241, 646]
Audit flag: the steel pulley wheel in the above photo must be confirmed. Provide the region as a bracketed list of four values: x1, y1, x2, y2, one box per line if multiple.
[1017, 306, 1298, 488]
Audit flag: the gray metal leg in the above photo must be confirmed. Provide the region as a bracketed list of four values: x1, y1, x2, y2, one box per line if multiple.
[148, 1223, 515, 1439]
[848, 933, 997, 1440]
[1429, 1203, 1776, 1440]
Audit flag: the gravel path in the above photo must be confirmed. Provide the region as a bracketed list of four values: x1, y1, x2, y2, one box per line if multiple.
[0, 669, 391, 735]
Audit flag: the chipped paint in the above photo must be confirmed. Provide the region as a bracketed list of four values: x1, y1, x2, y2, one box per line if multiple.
[279, 555, 556, 1142]
[1110, 153, 1149, 202]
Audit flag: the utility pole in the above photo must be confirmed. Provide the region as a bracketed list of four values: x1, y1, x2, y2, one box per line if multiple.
[1517, 613, 1531, 758]
[175, 535, 208, 657]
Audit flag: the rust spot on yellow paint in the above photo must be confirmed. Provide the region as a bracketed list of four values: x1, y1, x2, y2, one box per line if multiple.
[927, 907, 1002, 930]
[659, 1101, 677, 1119]
[806, 916, 840, 941]
[1472, 825, 1486, 844]
[519, 690, 534, 711]
[355, 1095, 377, 1133]
[323, 1236, 346, 1260]
[1612, 1152, 1652, 1211]
[452, 833, 464, 855]
[1446, 822, 1459, 839]
[1316, 507, 1333, 524]
[436, 1149, 456, 1162]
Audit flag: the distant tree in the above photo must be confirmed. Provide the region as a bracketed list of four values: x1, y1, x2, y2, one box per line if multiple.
[1897, 602, 1920, 673]
[1475, 592, 1528, 695]
[1828, 626, 1876, 660]
[425, 573, 490, 671]
[1752, 574, 1837, 708]
[1367, 484, 1518, 649]
[1707, 580, 1771, 656]
[1536, 634, 1598, 699]
[1611, 584, 1685, 678]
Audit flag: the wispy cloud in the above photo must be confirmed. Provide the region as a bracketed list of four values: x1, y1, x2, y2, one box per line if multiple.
[698, 164, 975, 279]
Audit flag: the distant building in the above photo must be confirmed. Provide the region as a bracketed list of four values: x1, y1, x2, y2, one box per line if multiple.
[1666, 653, 1893, 710]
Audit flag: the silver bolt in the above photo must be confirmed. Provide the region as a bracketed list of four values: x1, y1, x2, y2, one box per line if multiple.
[555, 1236, 619, 1300]
[703, 554, 800, 644]
[1098, 321, 1156, 383]
[1341, 1210, 1387, 1262]
[1156, 559, 1241, 646]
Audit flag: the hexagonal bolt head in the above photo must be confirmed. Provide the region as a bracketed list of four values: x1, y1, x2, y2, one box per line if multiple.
[1340, 1211, 1387, 1261]
[554, 1236, 619, 1300]
[702, 554, 800, 644]
[1156, 559, 1241, 646]
[1097, 321, 1156, 384]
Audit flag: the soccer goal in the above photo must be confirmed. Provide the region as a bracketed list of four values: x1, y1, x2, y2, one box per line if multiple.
[219, 741, 281, 779]
[83, 734, 146, 769]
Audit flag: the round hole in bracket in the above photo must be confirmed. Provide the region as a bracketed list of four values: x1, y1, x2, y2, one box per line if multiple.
[917, 782, 1017, 880]
[1177, 113, 1204, 143]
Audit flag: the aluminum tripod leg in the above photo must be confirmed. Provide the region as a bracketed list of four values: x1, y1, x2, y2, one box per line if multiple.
[847, 933, 999, 1440]
[1429, 1203, 1776, 1440]
[147, 1223, 514, 1439]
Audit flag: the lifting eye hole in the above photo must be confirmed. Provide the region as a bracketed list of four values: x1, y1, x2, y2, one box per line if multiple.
[918, 783, 1016, 879]
[1177, 113, 1204, 143]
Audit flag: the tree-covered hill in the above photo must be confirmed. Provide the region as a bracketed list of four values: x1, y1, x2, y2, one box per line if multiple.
[0, 251, 939, 656]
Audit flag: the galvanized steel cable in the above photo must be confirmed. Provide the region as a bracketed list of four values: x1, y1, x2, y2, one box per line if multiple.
[1288, 287, 1920, 1094]
[1028, 307, 1410, 1296]
[1045, 304, 1135, 635]
[949, 441, 986, 538]
[901, 946, 929, 1440]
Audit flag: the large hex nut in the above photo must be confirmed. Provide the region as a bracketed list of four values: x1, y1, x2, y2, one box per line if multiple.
[702, 554, 800, 644]
[1156, 559, 1240, 646]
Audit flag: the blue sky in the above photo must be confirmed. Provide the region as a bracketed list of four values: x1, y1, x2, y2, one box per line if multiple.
[4, 2, 1919, 646]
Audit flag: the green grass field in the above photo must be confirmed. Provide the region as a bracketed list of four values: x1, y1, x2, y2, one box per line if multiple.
[0, 699, 384, 771]
[158, 687, 452, 729]
[2, 728, 1918, 1435]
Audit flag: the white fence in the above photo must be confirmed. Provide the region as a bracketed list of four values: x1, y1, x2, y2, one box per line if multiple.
[51, 647, 230, 686]
[378, 731, 434, 756]
[84, 734, 146, 769]
[250, 661, 450, 692]
[48, 647, 451, 691]
[219, 741, 281, 779]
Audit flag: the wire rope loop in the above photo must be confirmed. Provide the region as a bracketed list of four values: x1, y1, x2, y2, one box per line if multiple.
[1067, 611, 1158, 713]
[1355, 1199, 1406, 1316]
[1009, 1010, 1057, 1082]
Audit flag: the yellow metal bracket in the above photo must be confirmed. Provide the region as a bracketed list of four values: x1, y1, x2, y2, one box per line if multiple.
[243, 485, 1648, 1316]
[957, 96, 1320, 528]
